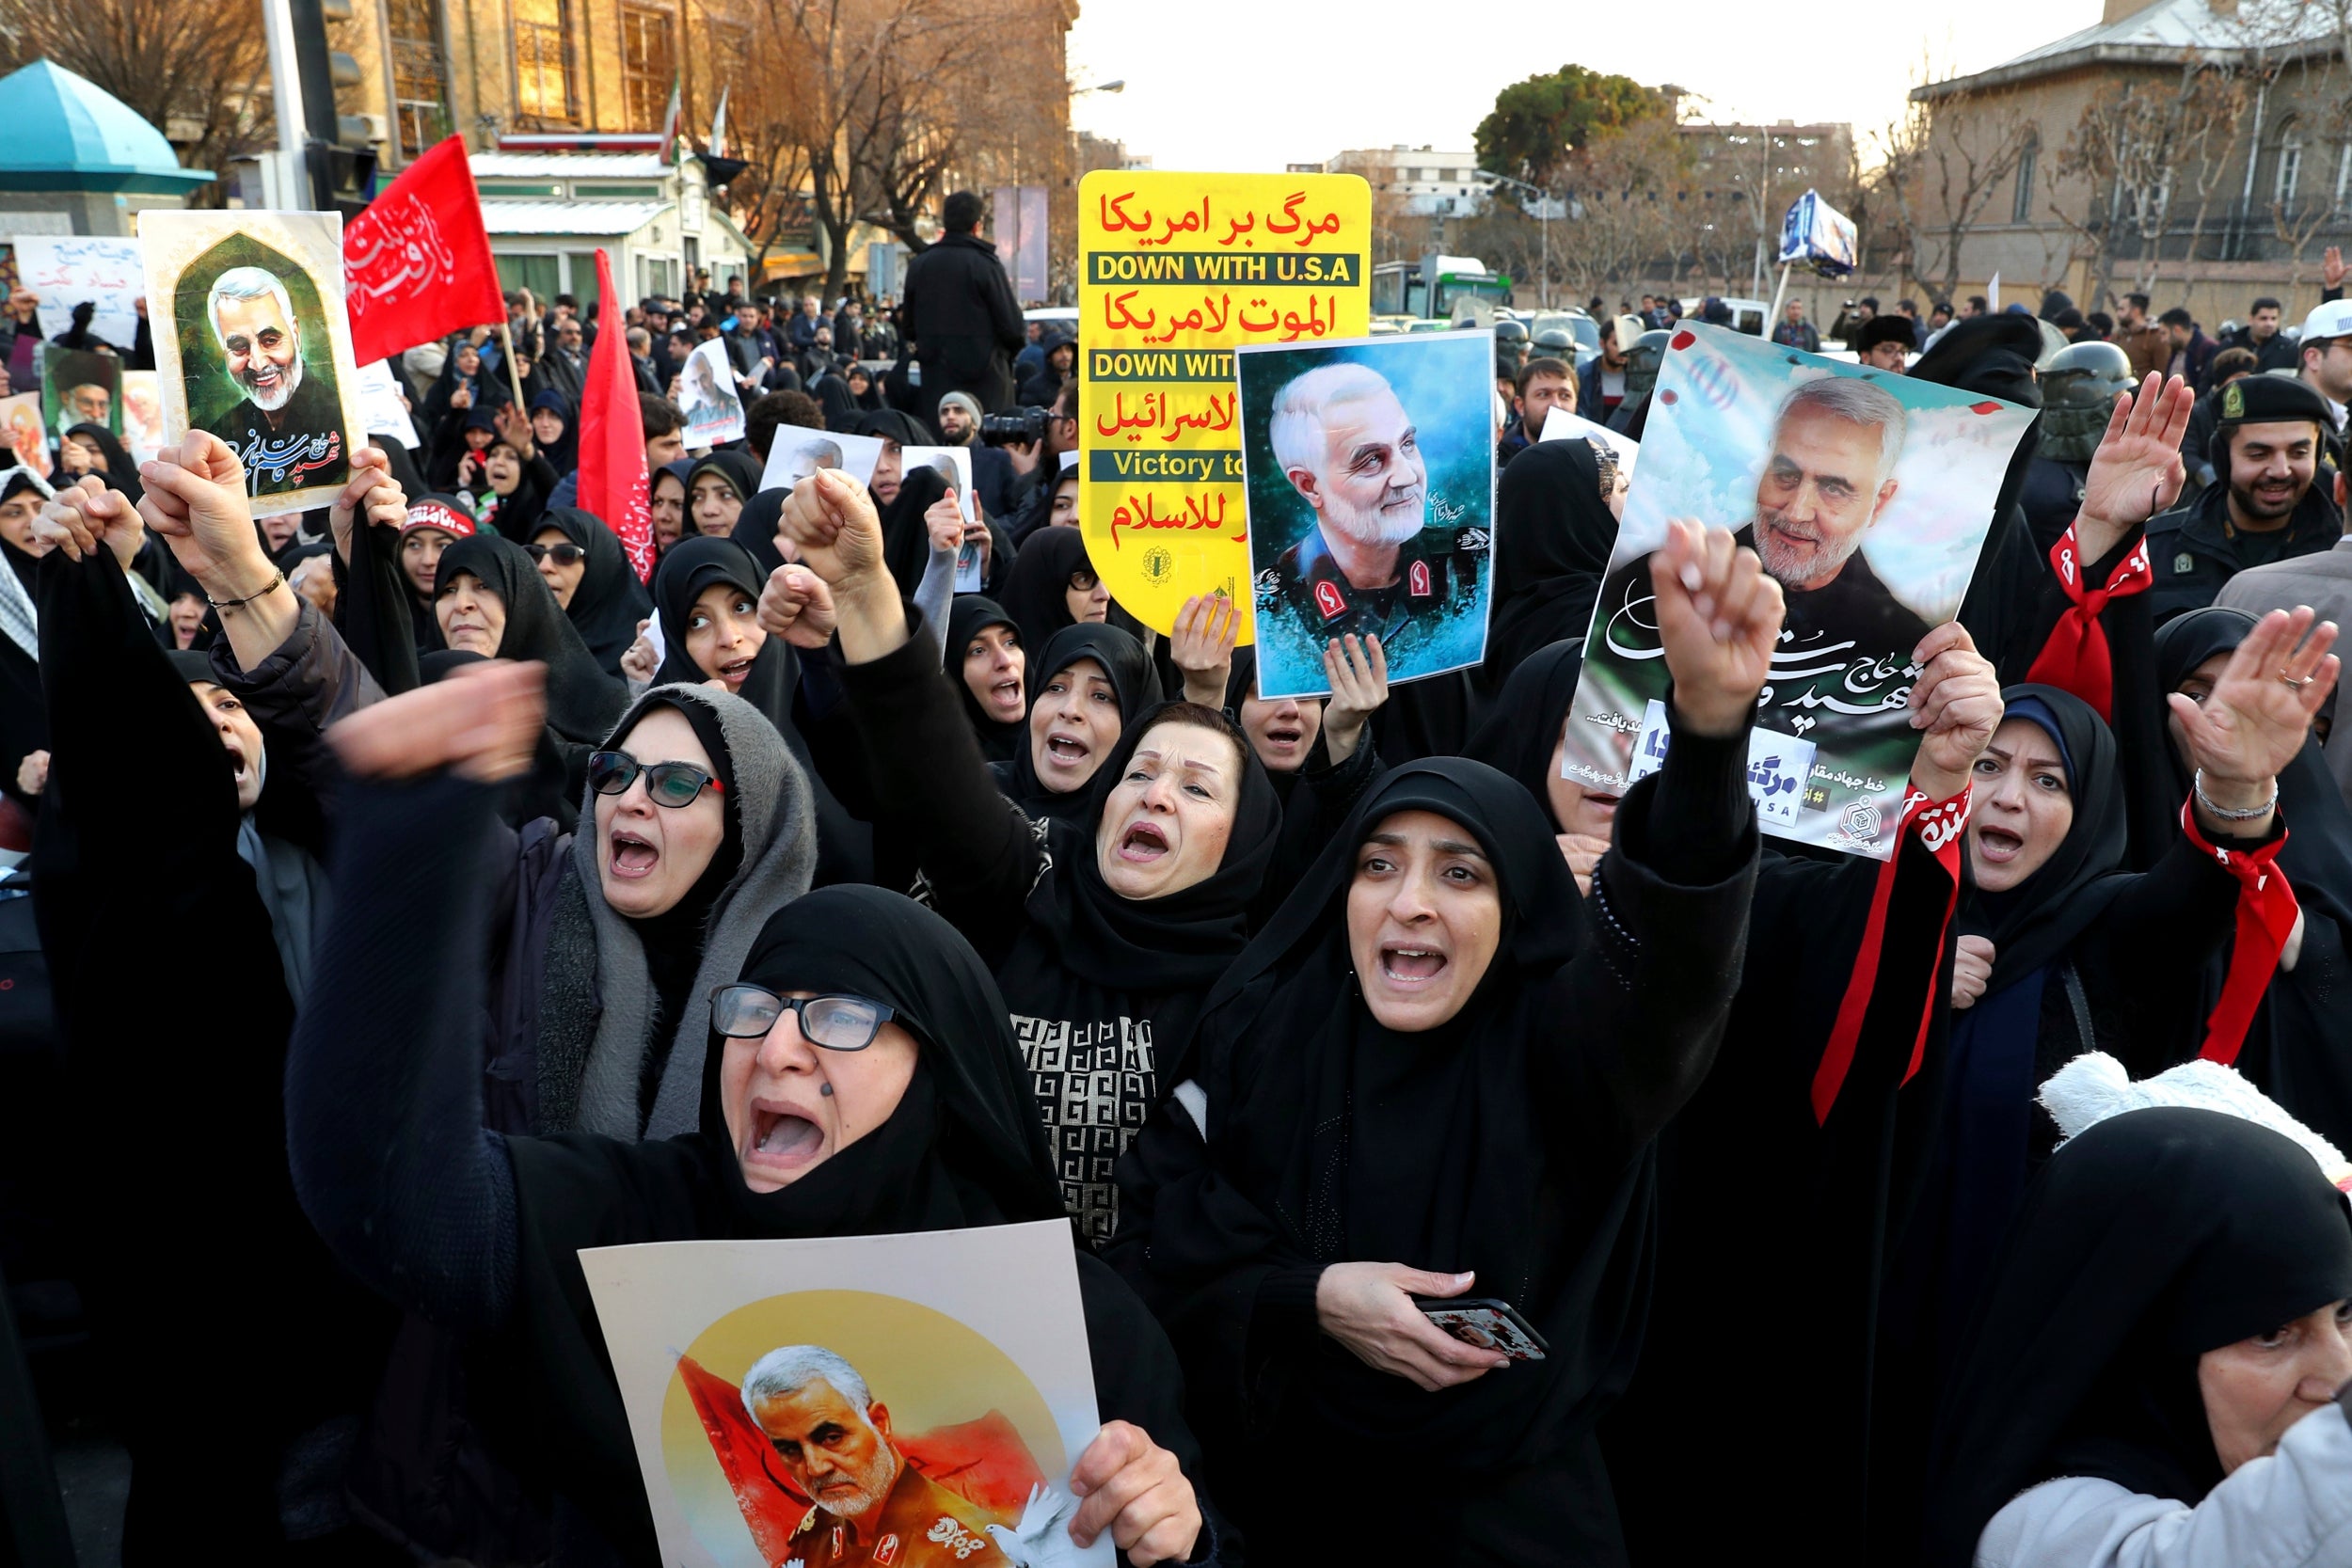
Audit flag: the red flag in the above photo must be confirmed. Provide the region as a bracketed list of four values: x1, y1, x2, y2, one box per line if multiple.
[578, 247, 654, 578]
[342, 136, 504, 367]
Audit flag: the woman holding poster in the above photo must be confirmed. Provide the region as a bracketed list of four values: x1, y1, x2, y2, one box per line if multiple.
[285, 671, 1221, 1562]
[1112, 517, 1779, 1564]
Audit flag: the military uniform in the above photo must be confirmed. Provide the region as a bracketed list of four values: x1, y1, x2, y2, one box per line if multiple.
[204, 371, 348, 500]
[783, 1463, 1012, 1568]
[1254, 517, 1486, 668]
[2144, 481, 2340, 625]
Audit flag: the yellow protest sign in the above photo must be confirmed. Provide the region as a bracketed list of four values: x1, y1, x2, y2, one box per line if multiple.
[1077, 170, 1371, 640]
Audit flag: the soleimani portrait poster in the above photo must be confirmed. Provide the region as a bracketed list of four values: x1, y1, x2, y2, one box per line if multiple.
[138, 209, 365, 519]
[1237, 330, 1495, 699]
[582, 1222, 1115, 1568]
[1562, 323, 2033, 860]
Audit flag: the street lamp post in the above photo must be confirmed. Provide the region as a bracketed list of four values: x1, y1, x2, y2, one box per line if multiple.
[1478, 168, 1550, 309]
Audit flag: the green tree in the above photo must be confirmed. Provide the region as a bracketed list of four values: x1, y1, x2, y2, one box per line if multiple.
[1474, 65, 1671, 188]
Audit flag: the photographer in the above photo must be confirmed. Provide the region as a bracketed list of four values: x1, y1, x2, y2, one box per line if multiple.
[994, 378, 1080, 541]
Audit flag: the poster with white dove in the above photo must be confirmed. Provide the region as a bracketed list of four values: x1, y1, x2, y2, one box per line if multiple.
[1561, 322, 2033, 860]
[581, 1221, 1115, 1567]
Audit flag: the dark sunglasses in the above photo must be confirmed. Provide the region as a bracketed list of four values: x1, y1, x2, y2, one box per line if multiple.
[710, 985, 895, 1050]
[587, 750, 723, 807]
[525, 542, 587, 565]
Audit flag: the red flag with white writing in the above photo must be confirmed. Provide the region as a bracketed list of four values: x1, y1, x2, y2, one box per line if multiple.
[342, 136, 504, 367]
[577, 248, 654, 578]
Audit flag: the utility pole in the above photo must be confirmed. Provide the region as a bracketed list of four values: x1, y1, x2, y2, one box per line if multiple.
[262, 0, 310, 207]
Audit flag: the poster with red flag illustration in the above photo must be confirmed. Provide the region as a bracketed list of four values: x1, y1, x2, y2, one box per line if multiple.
[1561, 322, 2034, 860]
[581, 1221, 1115, 1568]
[342, 136, 504, 368]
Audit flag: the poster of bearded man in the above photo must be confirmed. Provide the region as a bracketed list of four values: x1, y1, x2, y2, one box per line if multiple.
[1562, 322, 2034, 860]
[139, 209, 365, 518]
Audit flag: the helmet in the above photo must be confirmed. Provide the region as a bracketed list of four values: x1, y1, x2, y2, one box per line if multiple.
[2038, 341, 2135, 463]
[1623, 329, 1673, 402]
[1493, 318, 1530, 343]
[1533, 328, 1575, 354]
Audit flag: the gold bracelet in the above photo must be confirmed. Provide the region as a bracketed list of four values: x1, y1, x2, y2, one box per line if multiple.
[206, 570, 286, 616]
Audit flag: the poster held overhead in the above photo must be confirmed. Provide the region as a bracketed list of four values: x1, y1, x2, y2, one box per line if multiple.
[139, 209, 366, 519]
[760, 427, 884, 494]
[0, 393, 50, 477]
[1562, 323, 2034, 860]
[1237, 330, 1496, 700]
[38, 343, 119, 441]
[1078, 170, 1372, 641]
[581, 1221, 1116, 1568]
[679, 338, 748, 447]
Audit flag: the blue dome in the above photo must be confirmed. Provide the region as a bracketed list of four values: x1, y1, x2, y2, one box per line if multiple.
[0, 58, 214, 194]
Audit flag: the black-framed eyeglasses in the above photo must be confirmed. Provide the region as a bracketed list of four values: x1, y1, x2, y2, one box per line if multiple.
[587, 750, 723, 807]
[710, 985, 895, 1050]
[525, 541, 587, 565]
[1069, 567, 1100, 592]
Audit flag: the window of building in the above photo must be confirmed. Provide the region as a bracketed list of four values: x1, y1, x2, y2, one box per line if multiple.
[2276, 119, 2305, 207]
[2011, 141, 2037, 224]
[512, 0, 576, 125]
[621, 4, 676, 132]
[387, 0, 449, 157]
[496, 252, 561, 300]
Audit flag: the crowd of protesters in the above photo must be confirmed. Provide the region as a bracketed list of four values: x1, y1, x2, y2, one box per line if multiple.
[4, 183, 2352, 1568]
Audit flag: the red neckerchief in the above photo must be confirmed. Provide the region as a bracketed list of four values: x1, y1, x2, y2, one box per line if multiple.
[2023, 522, 2153, 721]
[1811, 782, 1971, 1125]
[2180, 799, 2299, 1065]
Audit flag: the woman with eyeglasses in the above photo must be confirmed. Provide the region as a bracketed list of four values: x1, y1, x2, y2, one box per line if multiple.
[998, 524, 1107, 654]
[528, 506, 651, 678]
[286, 674, 1234, 1567]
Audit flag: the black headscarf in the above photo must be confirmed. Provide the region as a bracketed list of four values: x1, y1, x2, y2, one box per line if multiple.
[654, 457, 697, 551]
[996, 525, 1093, 652]
[534, 506, 651, 677]
[651, 536, 796, 727]
[856, 408, 930, 451]
[733, 485, 787, 578]
[1925, 1107, 2352, 1567]
[877, 459, 951, 598]
[434, 532, 626, 747]
[61, 421, 143, 502]
[945, 595, 1025, 763]
[1026, 701, 1282, 1001]
[684, 450, 762, 540]
[2151, 607, 2352, 1144]
[494, 888, 1072, 1552]
[1960, 684, 2136, 989]
[1152, 760, 1629, 1475]
[1480, 440, 1616, 696]
[811, 370, 861, 432]
[527, 388, 580, 476]
[993, 622, 1160, 823]
[1464, 638, 1587, 817]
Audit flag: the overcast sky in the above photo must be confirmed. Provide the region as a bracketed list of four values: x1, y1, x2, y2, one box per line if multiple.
[1067, 0, 2107, 173]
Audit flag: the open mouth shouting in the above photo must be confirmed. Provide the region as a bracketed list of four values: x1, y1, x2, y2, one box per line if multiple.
[714, 654, 755, 689]
[742, 1097, 827, 1177]
[987, 676, 1023, 717]
[1378, 942, 1450, 989]
[609, 826, 660, 879]
[1040, 725, 1093, 779]
[1972, 822, 2026, 866]
[1261, 721, 1307, 759]
[1115, 818, 1170, 864]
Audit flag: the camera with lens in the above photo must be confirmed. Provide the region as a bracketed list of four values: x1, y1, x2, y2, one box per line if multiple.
[980, 406, 1050, 447]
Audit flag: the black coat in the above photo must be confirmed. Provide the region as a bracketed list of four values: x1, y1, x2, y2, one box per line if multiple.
[898, 233, 1025, 414]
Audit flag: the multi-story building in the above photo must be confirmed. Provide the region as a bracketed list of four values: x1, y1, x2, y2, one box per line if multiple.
[1312, 148, 1486, 217]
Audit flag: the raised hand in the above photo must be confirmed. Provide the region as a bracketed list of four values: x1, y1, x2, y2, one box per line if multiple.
[1647, 516, 1784, 738]
[2328, 245, 2346, 292]
[328, 445, 407, 564]
[1322, 632, 1389, 762]
[756, 563, 837, 650]
[2078, 372, 2195, 562]
[777, 467, 887, 591]
[620, 618, 659, 686]
[139, 431, 264, 591]
[923, 490, 963, 555]
[493, 401, 535, 460]
[1953, 935, 1995, 1010]
[1169, 593, 1239, 707]
[1906, 621, 2003, 800]
[328, 659, 546, 784]
[34, 480, 144, 573]
[2170, 607, 2339, 832]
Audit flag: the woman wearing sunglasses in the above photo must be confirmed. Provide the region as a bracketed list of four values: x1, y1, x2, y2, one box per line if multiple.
[528, 506, 651, 679]
[290, 666, 1226, 1567]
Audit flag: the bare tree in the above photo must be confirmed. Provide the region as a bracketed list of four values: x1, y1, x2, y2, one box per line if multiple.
[0, 0, 273, 200]
[1874, 56, 2036, 302]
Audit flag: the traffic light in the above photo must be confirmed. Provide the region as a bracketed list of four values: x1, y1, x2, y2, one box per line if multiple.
[291, 0, 379, 215]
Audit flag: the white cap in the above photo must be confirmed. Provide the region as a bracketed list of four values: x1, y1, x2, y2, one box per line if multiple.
[2301, 298, 2352, 344]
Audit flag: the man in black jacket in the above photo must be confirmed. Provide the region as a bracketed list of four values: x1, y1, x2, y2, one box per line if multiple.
[2146, 372, 2341, 622]
[897, 191, 1025, 426]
